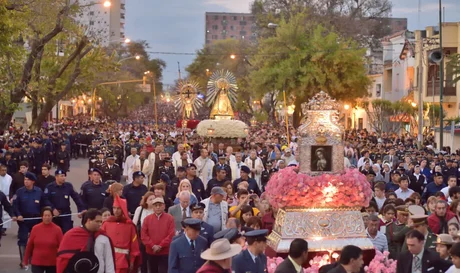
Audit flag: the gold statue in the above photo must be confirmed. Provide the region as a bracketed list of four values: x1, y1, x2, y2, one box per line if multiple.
[206, 70, 238, 120]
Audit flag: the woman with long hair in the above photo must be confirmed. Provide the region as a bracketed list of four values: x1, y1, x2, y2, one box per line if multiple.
[173, 179, 198, 205]
[103, 182, 124, 214]
[448, 199, 460, 226]
[133, 191, 156, 273]
[23, 207, 63, 273]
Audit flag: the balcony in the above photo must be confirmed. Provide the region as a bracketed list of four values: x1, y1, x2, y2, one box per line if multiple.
[426, 80, 457, 97]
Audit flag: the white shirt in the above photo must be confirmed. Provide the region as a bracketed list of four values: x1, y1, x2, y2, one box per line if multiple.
[374, 196, 386, 211]
[446, 265, 460, 273]
[395, 187, 414, 201]
[0, 174, 12, 196]
[95, 235, 115, 273]
[132, 206, 154, 226]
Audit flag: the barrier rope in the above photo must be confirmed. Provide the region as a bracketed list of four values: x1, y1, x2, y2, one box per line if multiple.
[0, 212, 81, 227]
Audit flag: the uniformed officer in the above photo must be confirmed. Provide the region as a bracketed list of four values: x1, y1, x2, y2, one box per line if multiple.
[159, 157, 176, 181]
[101, 154, 122, 183]
[189, 203, 214, 246]
[87, 139, 98, 168]
[213, 228, 244, 245]
[80, 168, 108, 210]
[93, 150, 106, 170]
[12, 172, 50, 268]
[401, 205, 436, 252]
[44, 169, 86, 233]
[56, 142, 70, 171]
[436, 234, 454, 260]
[168, 218, 207, 273]
[122, 171, 148, 217]
[232, 229, 269, 273]
[387, 205, 411, 260]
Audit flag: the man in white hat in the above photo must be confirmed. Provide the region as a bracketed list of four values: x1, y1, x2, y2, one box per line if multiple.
[196, 238, 242, 273]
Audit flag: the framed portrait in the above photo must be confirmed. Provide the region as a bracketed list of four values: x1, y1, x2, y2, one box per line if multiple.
[311, 145, 332, 172]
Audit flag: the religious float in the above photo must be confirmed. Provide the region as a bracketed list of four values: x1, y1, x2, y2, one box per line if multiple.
[174, 80, 203, 130]
[264, 91, 377, 269]
[196, 70, 249, 151]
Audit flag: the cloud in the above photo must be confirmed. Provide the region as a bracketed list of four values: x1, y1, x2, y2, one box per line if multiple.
[204, 0, 252, 12]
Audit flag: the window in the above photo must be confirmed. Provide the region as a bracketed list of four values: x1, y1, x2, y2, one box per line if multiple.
[212, 35, 218, 39]
[240, 21, 247, 26]
[358, 118, 364, 130]
[206, 40, 211, 44]
[230, 26, 234, 31]
[223, 16, 227, 20]
[375, 84, 381, 97]
[222, 20, 227, 25]
[240, 30, 247, 36]
[212, 25, 218, 30]
[233, 16, 237, 20]
[89, 11, 94, 15]
[222, 25, 226, 30]
[89, 21, 94, 25]
[214, 15, 219, 20]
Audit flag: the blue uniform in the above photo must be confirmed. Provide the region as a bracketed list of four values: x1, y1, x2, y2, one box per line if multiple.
[44, 181, 85, 233]
[80, 181, 108, 210]
[385, 181, 400, 192]
[232, 249, 268, 273]
[12, 186, 50, 246]
[168, 234, 207, 273]
[422, 182, 446, 202]
[122, 183, 148, 215]
[200, 221, 214, 247]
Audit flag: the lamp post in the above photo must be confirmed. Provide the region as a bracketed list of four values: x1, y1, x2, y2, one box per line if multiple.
[438, 0, 444, 149]
[144, 71, 158, 130]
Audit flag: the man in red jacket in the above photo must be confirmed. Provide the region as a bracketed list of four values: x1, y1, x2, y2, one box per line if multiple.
[56, 209, 115, 273]
[428, 200, 455, 234]
[141, 197, 175, 273]
[102, 195, 141, 273]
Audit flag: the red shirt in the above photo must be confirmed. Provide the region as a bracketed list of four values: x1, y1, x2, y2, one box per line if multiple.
[141, 213, 175, 255]
[24, 222, 63, 266]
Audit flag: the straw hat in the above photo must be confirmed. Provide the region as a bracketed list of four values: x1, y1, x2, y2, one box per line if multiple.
[200, 238, 242, 261]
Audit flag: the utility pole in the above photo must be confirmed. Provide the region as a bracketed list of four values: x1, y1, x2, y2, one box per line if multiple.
[417, 37, 424, 147]
[439, 0, 444, 149]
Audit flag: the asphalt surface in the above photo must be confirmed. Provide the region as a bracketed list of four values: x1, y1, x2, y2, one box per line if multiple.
[0, 158, 90, 273]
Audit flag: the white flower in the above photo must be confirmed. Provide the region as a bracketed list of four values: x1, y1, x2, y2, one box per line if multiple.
[197, 119, 249, 138]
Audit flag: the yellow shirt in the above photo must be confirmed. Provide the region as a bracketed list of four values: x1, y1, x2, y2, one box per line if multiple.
[229, 206, 260, 218]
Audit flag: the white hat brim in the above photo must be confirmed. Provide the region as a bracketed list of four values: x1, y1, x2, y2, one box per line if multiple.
[200, 244, 242, 261]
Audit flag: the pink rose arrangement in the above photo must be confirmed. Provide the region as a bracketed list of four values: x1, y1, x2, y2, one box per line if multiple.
[304, 254, 330, 273]
[267, 257, 287, 273]
[365, 250, 397, 273]
[265, 167, 372, 209]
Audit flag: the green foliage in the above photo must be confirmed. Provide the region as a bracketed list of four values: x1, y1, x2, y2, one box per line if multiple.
[427, 104, 447, 127]
[448, 53, 460, 84]
[249, 12, 370, 126]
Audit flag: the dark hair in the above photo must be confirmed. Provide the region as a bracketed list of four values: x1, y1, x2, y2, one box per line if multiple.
[99, 208, 110, 215]
[246, 216, 262, 229]
[449, 186, 460, 198]
[400, 176, 409, 182]
[19, 161, 29, 168]
[368, 214, 380, 222]
[374, 182, 385, 191]
[448, 175, 457, 182]
[41, 163, 51, 170]
[386, 192, 397, 199]
[288, 239, 309, 259]
[366, 201, 378, 212]
[450, 242, 460, 257]
[83, 208, 102, 225]
[237, 189, 249, 198]
[449, 222, 459, 230]
[382, 204, 396, 215]
[41, 206, 53, 217]
[406, 230, 425, 241]
[339, 245, 363, 265]
[239, 205, 254, 224]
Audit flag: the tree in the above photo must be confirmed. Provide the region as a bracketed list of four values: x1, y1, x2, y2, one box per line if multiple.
[248, 11, 370, 127]
[251, 0, 393, 48]
[186, 39, 255, 113]
[448, 53, 460, 84]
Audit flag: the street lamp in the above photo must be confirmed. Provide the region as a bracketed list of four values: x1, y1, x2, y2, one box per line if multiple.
[118, 55, 141, 63]
[411, 102, 417, 108]
[344, 104, 350, 110]
[103, 0, 111, 7]
[230, 54, 236, 59]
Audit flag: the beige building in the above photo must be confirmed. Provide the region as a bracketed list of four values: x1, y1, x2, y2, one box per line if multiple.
[413, 23, 460, 120]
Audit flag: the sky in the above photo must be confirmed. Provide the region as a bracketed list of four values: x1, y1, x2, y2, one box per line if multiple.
[125, 0, 460, 86]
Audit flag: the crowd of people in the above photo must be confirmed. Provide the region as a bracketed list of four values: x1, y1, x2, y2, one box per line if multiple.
[2, 102, 460, 273]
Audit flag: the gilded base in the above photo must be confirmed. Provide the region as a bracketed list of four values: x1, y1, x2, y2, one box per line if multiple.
[267, 207, 374, 253]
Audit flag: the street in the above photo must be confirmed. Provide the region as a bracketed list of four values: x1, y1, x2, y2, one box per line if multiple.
[0, 158, 89, 273]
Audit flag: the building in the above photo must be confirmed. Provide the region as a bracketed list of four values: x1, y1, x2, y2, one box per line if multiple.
[205, 12, 257, 45]
[414, 23, 460, 120]
[76, 0, 126, 46]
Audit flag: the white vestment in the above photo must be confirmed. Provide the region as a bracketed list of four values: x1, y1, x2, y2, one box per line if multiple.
[194, 157, 215, 189]
[123, 154, 139, 184]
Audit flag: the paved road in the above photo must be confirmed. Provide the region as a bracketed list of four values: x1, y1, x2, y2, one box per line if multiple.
[0, 158, 90, 273]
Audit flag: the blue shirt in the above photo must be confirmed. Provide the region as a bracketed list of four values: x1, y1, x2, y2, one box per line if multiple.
[422, 182, 446, 201]
[45, 181, 85, 212]
[13, 186, 49, 217]
[385, 181, 400, 192]
[80, 181, 108, 210]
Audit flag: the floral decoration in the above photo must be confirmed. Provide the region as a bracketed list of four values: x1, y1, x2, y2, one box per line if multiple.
[264, 167, 372, 209]
[196, 119, 249, 138]
[304, 254, 331, 273]
[267, 257, 287, 273]
[365, 250, 397, 273]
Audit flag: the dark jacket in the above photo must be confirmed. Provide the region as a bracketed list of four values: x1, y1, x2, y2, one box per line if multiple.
[274, 258, 298, 273]
[396, 249, 452, 273]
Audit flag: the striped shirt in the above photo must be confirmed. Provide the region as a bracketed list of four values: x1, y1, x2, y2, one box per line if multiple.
[366, 229, 388, 253]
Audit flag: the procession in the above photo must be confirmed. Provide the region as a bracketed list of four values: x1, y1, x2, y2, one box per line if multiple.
[2, 0, 460, 273]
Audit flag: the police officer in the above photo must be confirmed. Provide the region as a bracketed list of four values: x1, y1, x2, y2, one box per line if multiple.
[168, 218, 207, 273]
[56, 142, 70, 172]
[189, 203, 214, 246]
[159, 157, 176, 181]
[12, 172, 50, 268]
[31, 139, 46, 176]
[232, 229, 269, 273]
[93, 150, 106, 170]
[44, 169, 86, 233]
[101, 154, 122, 182]
[80, 168, 108, 210]
[87, 139, 98, 168]
[122, 171, 148, 217]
